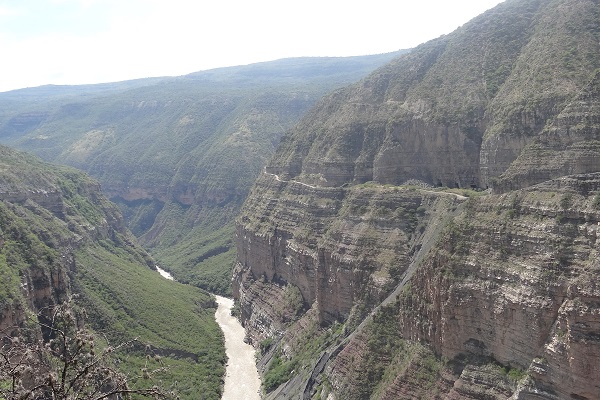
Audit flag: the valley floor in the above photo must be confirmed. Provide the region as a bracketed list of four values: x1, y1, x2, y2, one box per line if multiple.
[215, 296, 262, 400]
[155, 266, 261, 399]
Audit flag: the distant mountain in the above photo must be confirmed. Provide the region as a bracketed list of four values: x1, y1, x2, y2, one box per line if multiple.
[0, 53, 403, 294]
[0, 145, 224, 399]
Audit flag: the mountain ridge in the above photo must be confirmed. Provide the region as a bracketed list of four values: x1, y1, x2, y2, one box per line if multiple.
[233, 0, 600, 398]
[0, 53, 403, 294]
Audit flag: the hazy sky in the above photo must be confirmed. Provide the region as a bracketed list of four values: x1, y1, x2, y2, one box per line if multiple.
[0, 0, 504, 92]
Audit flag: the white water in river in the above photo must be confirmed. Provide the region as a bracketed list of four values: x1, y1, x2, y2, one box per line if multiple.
[155, 266, 261, 399]
[156, 266, 174, 280]
[214, 296, 261, 400]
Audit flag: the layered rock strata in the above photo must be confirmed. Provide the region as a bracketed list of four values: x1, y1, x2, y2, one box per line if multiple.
[267, 0, 600, 190]
[233, 1, 600, 398]
[234, 172, 464, 346]
[325, 175, 600, 399]
[236, 173, 600, 399]
[496, 69, 600, 191]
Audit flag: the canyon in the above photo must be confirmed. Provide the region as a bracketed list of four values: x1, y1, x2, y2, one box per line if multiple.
[0, 54, 401, 296]
[233, 0, 600, 398]
[0, 146, 225, 399]
[2, 0, 600, 398]
[155, 265, 262, 400]
[215, 295, 262, 400]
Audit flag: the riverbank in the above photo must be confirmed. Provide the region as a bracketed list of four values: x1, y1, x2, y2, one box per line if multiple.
[155, 266, 261, 399]
[214, 296, 262, 400]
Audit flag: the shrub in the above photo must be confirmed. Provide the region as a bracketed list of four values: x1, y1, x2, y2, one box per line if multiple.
[263, 351, 297, 392]
[0, 298, 173, 399]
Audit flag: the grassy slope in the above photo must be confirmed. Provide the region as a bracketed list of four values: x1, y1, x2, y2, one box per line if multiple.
[0, 145, 225, 399]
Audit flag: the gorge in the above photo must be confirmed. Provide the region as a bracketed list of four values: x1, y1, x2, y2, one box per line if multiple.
[233, 0, 600, 398]
[1, 0, 600, 399]
[155, 265, 262, 400]
[0, 146, 225, 398]
[0, 54, 401, 296]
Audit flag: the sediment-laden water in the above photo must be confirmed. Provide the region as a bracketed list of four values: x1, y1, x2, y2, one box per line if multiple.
[214, 296, 261, 400]
[155, 266, 261, 399]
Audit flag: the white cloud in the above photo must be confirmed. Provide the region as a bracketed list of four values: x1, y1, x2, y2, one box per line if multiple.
[0, 0, 505, 92]
[0, 5, 18, 17]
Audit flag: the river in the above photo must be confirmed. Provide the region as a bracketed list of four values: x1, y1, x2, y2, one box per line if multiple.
[214, 295, 262, 399]
[155, 266, 261, 399]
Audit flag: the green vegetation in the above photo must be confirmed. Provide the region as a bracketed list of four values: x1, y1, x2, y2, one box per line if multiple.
[259, 311, 346, 393]
[71, 240, 226, 398]
[0, 199, 69, 306]
[259, 337, 275, 355]
[506, 366, 527, 382]
[335, 303, 446, 399]
[148, 210, 237, 295]
[1, 298, 174, 399]
[593, 192, 600, 209]
[0, 146, 225, 399]
[0, 55, 400, 296]
[0, 252, 21, 304]
[263, 350, 298, 393]
[276, 285, 305, 323]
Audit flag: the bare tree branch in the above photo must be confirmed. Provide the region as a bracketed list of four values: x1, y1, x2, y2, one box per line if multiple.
[0, 297, 175, 400]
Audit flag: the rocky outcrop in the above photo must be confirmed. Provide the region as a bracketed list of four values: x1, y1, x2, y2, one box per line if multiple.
[235, 165, 596, 400]
[267, 0, 600, 191]
[1, 112, 48, 137]
[495, 69, 600, 191]
[103, 185, 169, 203]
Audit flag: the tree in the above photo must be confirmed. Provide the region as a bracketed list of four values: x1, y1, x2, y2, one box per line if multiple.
[0, 297, 175, 400]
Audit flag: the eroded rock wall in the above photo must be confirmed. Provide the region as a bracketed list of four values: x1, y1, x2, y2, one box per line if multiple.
[234, 172, 462, 343]
[326, 175, 600, 399]
[496, 69, 600, 192]
[233, 1, 600, 398]
[267, 0, 600, 192]
[235, 174, 600, 399]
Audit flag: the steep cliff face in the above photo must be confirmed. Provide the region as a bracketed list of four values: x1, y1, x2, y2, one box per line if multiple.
[234, 174, 464, 343]
[233, 174, 470, 397]
[327, 175, 600, 399]
[267, 0, 600, 190]
[496, 69, 600, 191]
[235, 176, 600, 399]
[234, 0, 600, 398]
